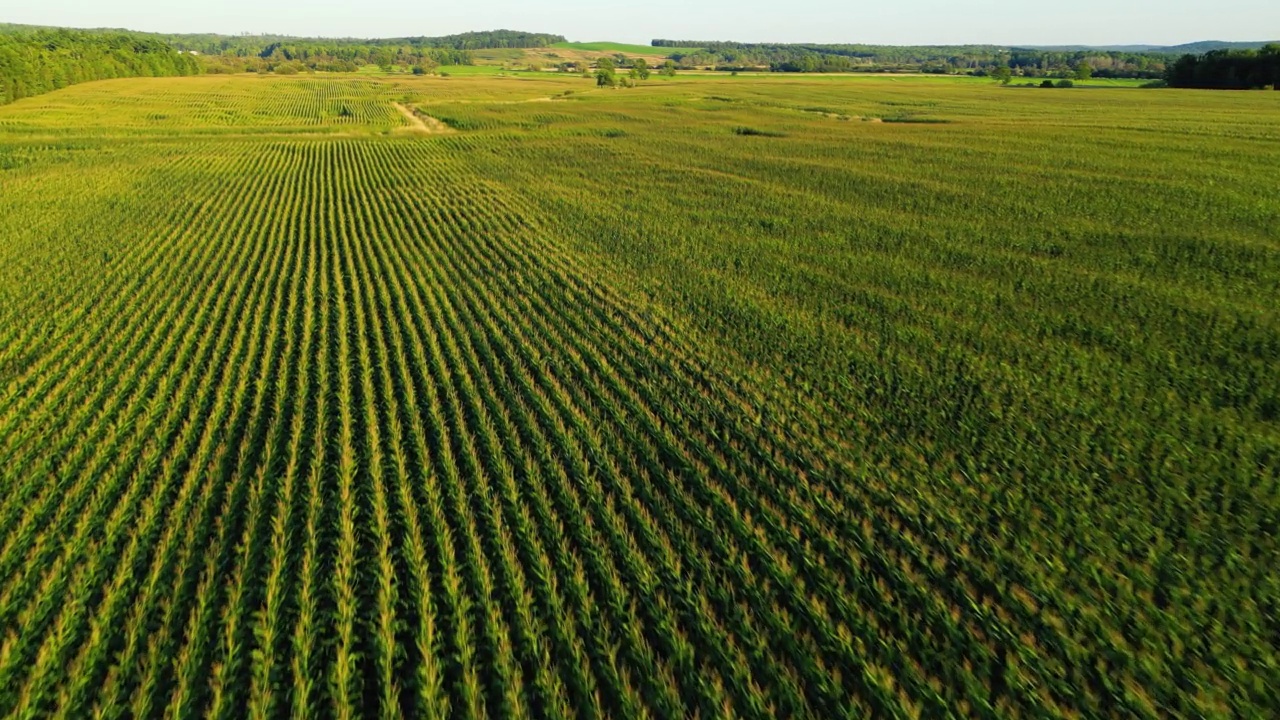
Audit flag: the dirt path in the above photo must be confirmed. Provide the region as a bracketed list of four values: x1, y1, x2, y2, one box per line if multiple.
[392, 102, 452, 133]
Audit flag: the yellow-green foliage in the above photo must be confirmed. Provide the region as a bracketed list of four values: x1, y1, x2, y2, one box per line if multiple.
[0, 73, 1277, 718]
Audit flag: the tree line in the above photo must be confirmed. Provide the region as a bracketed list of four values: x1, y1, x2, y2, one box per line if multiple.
[200, 44, 474, 75]
[163, 30, 563, 56]
[651, 39, 1170, 78]
[162, 30, 565, 75]
[0, 28, 198, 105]
[1166, 45, 1280, 89]
[1, 26, 567, 81]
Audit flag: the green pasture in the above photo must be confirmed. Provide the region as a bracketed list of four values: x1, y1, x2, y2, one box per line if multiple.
[551, 40, 697, 55]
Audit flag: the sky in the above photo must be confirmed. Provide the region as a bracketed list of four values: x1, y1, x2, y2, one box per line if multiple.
[5, 1, 1278, 46]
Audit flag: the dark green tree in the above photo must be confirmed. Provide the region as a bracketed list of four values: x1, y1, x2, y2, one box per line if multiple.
[595, 56, 616, 87]
[0, 29, 199, 106]
[1166, 46, 1280, 89]
[1264, 44, 1280, 88]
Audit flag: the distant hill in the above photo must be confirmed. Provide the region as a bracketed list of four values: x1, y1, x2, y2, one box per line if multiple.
[4, 24, 1271, 56]
[1020, 44, 1162, 52]
[1020, 41, 1278, 54]
[0, 23, 565, 50]
[1160, 40, 1278, 53]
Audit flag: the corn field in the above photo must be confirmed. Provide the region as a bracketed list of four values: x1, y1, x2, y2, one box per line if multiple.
[0, 75, 1277, 718]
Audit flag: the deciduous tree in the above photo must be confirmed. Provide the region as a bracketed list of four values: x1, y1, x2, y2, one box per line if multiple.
[595, 57, 616, 87]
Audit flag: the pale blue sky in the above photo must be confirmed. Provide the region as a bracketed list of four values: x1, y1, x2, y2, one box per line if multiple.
[6, 1, 1278, 46]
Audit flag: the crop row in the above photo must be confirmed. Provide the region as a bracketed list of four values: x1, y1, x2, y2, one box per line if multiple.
[1, 74, 1276, 717]
[0, 138, 928, 718]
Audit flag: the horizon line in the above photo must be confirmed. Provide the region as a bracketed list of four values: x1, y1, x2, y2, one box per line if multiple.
[2, 20, 1277, 49]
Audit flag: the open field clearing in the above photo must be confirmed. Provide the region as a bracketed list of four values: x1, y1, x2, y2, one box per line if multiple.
[0, 73, 1277, 717]
[550, 41, 698, 55]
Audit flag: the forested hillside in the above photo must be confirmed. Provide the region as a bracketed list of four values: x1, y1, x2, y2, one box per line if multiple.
[165, 29, 560, 72]
[197, 42, 475, 75]
[1161, 40, 1280, 54]
[162, 29, 565, 55]
[172, 29, 574, 73]
[0, 26, 564, 77]
[0, 28, 198, 105]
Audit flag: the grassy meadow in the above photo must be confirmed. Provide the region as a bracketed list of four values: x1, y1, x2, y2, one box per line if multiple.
[0, 71, 1277, 717]
[549, 41, 700, 56]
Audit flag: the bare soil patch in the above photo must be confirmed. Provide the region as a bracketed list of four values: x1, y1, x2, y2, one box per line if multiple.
[393, 102, 453, 133]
